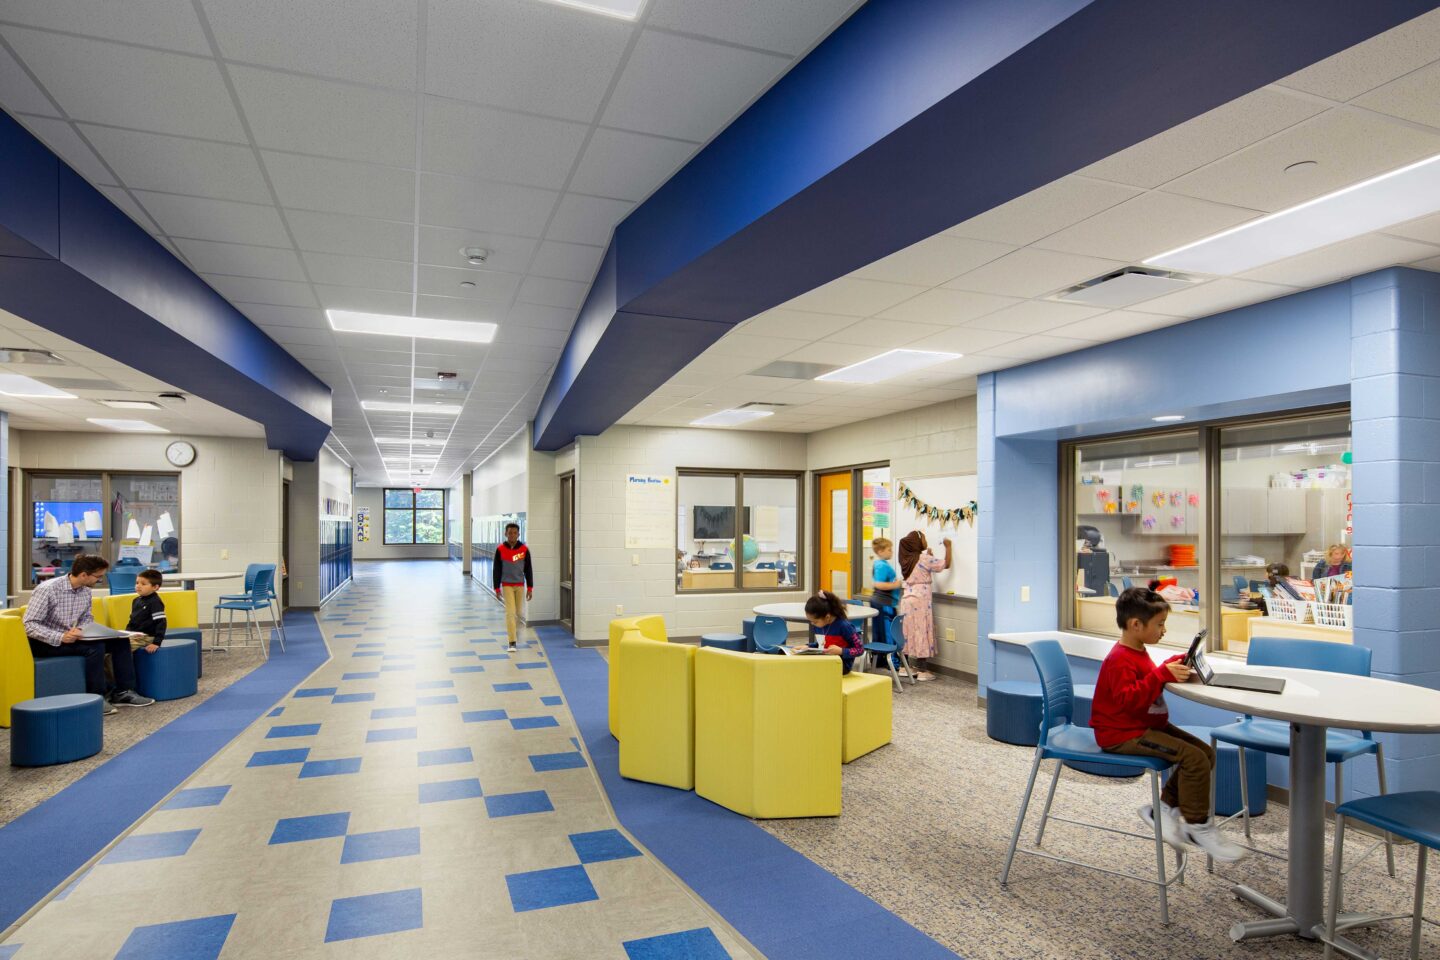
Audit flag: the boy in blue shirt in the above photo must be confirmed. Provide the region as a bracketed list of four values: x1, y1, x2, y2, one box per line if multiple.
[870, 537, 902, 668]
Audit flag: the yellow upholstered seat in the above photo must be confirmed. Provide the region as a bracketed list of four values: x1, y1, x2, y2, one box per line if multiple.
[694, 647, 842, 819]
[0, 616, 31, 727]
[608, 614, 667, 738]
[616, 631, 695, 789]
[840, 671, 892, 763]
[103, 590, 200, 634]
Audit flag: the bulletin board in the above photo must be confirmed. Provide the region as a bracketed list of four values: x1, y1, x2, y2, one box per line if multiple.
[894, 474, 978, 600]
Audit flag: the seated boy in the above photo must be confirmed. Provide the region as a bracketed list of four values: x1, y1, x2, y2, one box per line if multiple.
[126, 568, 168, 655]
[1089, 583, 1246, 862]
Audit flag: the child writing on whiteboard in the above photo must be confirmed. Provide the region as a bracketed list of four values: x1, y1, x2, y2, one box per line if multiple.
[898, 531, 951, 681]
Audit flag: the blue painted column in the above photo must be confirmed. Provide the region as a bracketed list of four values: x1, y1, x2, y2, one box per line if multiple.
[1349, 267, 1440, 796]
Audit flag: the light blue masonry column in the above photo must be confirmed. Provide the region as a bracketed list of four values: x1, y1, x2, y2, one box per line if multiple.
[977, 375, 996, 690]
[1350, 267, 1440, 797]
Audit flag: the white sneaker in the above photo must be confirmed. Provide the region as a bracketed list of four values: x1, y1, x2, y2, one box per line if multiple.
[1186, 818, 1247, 862]
[1138, 804, 1198, 853]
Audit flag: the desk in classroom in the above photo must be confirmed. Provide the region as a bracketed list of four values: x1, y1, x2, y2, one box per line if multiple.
[1244, 616, 1352, 646]
[1072, 596, 1259, 650]
[682, 569, 780, 590]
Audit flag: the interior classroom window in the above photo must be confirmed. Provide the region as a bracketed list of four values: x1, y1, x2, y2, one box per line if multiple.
[111, 474, 180, 571]
[383, 488, 447, 545]
[24, 472, 181, 587]
[677, 470, 802, 592]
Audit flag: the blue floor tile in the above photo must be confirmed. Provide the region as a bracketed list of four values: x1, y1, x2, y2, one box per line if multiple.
[160, 785, 230, 810]
[294, 687, 337, 698]
[324, 888, 423, 943]
[352, 651, 383, 657]
[416, 680, 454, 689]
[505, 865, 598, 913]
[418, 778, 483, 804]
[266, 723, 320, 739]
[541, 695, 563, 706]
[445, 651, 476, 658]
[450, 665, 486, 674]
[342, 671, 380, 680]
[332, 692, 376, 704]
[114, 914, 236, 960]
[493, 682, 532, 693]
[367, 727, 417, 743]
[477, 654, 511, 661]
[462, 709, 506, 723]
[356, 642, 384, 648]
[266, 706, 284, 717]
[510, 716, 558, 730]
[485, 790, 553, 818]
[622, 928, 729, 960]
[516, 662, 549, 671]
[371, 706, 417, 720]
[569, 829, 641, 864]
[340, 827, 421, 864]
[335, 633, 362, 639]
[418, 747, 473, 767]
[416, 694, 459, 706]
[247, 747, 310, 767]
[530, 752, 586, 772]
[269, 812, 350, 844]
[299, 757, 363, 778]
[103, 829, 201, 864]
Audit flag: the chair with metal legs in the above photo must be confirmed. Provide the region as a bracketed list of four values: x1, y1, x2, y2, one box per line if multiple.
[212, 566, 279, 658]
[861, 613, 915, 693]
[1000, 639, 1188, 924]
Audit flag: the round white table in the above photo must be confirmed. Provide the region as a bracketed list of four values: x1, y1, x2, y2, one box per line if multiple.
[1168, 665, 1440, 950]
[752, 602, 878, 622]
[169, 571, 244, 591]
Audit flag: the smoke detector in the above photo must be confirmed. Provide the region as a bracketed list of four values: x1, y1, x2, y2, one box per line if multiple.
[158, 392, 187, 403]
[460, 247, 490, 265]
[1052, 268, 1195, 308]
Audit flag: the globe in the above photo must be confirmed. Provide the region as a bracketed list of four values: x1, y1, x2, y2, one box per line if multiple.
[740, 535, 760, 565]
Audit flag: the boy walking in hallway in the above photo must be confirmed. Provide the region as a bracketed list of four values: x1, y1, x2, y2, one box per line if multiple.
[493, 523, 533, 651]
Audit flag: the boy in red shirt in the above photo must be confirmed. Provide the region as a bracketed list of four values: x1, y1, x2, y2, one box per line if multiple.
[1090, 582, 1245, 862]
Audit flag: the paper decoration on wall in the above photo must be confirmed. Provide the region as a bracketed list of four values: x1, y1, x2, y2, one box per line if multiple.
[1141, 514, 1158, 530]
[139, 524, 154, 547]
[1152, 491, 1166, 507]
[1096, 488, 1110, 501]
[356, 507, 371, 543]
[1188, 493, 1200, 507]
[43, 512, 59, 538]
[125, 518, 141, 540]
[1103, 502, 1118, 514]
[894, 482, 978, 528]
[1169, 491, 1182, 507]
[156, 512, 175, 539]
[57, 523, 74, 545]
[1129, 485, 1144, 502]
[1170, 515, 1185, 528]
[83, 510, 103, 535]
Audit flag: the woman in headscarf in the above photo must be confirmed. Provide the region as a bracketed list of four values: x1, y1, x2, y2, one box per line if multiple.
[898, 530, 951, 681]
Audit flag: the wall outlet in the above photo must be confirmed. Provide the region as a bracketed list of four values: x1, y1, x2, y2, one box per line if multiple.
[944, 627, 955, 643]
[1021, 585, 1031, 602]
[632, 554, 640, 566]
[220, 548, 229, 560]
[615, 604, 623, 615]
[296, 581, 302, 590]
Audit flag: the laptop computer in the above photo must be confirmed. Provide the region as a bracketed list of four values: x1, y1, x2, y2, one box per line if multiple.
[1181, 630, 1286, 694]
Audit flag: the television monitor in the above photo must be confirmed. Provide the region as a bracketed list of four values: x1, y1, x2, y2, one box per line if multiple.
[33, 501, 103, 539]
[693, 505, 751, 540]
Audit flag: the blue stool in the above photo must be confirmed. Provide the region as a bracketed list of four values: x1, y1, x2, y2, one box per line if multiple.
[167, 628, 204, 678]
[1179, 724, 1266, 817]
[34, 658, 86, 698]
[741, 618, 757, 652]
[133, 638, 199, 701]
[986, 680, 1044, 746]
[11, 694, 104, 766]
[700, 633, 747, 653]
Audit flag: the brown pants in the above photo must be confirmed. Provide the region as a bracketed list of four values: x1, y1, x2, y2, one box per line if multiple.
[1104, 723, 1215, 824]
[501, 585, 526, 643]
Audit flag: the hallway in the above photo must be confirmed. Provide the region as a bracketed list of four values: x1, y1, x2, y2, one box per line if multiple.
[0, 561, 753, 960]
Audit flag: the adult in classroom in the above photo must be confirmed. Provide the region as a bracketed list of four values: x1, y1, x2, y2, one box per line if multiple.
[492, 522, 533, 651]
[897, 530, 951, 682]
[1310, 543, 1351, 582]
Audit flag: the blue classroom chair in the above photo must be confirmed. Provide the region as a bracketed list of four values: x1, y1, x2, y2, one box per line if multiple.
[861, 613, 914, 693]
[213, 567, 281, 658]
[752, 615, 788, 654]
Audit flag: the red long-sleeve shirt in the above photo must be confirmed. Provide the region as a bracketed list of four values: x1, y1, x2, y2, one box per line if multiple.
[1089, 644, 1183, 748]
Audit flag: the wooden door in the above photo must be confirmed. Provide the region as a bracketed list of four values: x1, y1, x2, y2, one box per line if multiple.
[817, 472, 852, 596]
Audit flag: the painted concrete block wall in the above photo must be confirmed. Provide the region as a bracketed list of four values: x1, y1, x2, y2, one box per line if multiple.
[352, 486, 449, 560]
[288, 459, 319, 608]
[573, 425, 807, 643]
[526, 445, 559, 623]
[806, 397, 980, 674]
[12, 430, 282, 616]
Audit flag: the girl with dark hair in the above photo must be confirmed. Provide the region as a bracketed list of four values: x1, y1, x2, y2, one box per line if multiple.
[898, 530, 951, 681]
[802, 591, 864, 675]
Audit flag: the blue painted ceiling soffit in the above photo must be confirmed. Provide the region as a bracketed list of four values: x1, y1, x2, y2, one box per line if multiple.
[534, 0, 1439, 450]
[0, 110, 331, 460]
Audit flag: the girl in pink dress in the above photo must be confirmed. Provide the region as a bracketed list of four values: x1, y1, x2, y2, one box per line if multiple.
[898, 530, 952, 681]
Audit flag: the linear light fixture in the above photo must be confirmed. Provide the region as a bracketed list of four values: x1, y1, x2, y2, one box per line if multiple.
[815, 349, 962, 384]
[362, 401, 464, 415]
[374, 437, 445, 446]
[1145, 151, 1440, 275]
[534, 0, 646, 20]
[0, 374, 76, 398]
[327, 309, 496, 345]
[86, 418, 168, 433]
[690, 408, 774, 428]
[1152, 415, 1186, 423]
[99, 399, 162, 410]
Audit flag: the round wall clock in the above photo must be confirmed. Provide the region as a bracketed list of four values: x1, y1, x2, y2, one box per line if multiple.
[165, 440, 196, 467]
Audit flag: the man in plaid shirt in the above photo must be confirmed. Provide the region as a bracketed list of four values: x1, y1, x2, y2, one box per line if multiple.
[25, 554, 153, 714]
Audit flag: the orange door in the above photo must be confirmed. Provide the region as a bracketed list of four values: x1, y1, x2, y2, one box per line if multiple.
[817, 472, 852, 597]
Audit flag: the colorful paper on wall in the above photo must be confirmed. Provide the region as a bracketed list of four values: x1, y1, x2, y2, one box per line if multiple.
[139, 524, 154, 547]
[57, 523, 74, 545]
[624, 474, 673, 549]
[156, 512, 175, 539]
[125, 518, 141, 540]
[43, 512, 59, 538]
[83, 510, 103, 535]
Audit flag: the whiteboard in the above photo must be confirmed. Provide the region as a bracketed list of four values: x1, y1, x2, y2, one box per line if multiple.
[894, 474, 978, 600]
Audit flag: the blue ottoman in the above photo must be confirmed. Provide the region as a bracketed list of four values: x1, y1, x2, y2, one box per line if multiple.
[986, 680, 1043, 746]
[1180, 725, 1267, 817]
[741, 618, 757, 653]
[11, 694, 104, 766]
[34, 658, 86, 698]
[700, 633, 748, 653]
[133, 638, 199, 701]
[167, 628, 204, 678]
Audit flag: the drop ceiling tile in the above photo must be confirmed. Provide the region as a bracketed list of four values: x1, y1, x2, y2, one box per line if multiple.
[492, 323, 570, 349]
[1080, 87, 1327, 189]
[0, 0, 210, 55]
[568, 127, 697, 201]
[417, 266, 522, 303]
[231, 65, 416, 167]
[82, 125, 271, 203]
[1384, 211, 1440, 246]
[902, 326, 1025, 354]
[97, 186, 163, 234]
[265, 151, 415, 221]
[824, 318, 948, 347]
[1034, 191, 1261, 263]
[703, 333, 811, 360]
[1163, 109, 1440, 213]
[419, 172, 558, 235]
[518, 275, 588, 311]
[1412, 254, 1440, 272]
[647, 0, 856, 55]
[418, 226, 537, 273]
[1042, 309, 1187, 342]
[261, 325, 334, 347]
[284, 209, 414, 260]
[601, 30, 788, 141]
[944, 176, 1142, 246]
[1133, 277, 1298, 318]
[875, 288, 1018, 325]
[0, 40, 59, 116]
[1355, 60, 1440, 130]
[529, 240, 604, 283]
[1237, 233, 1440, 287]
[422, 96, 587, 189]
[312, 285, 412, 315]
[425, 0, 632, 123]
[545, 193, 633, 246]
[504, 302, 579, 331]
[202, 0, 418, 89]
[4, 28, 243, 141]
[851, 235, 1013, 287]
[17, 116, 115, 185]
[964, 299, 1104, 335]
[239, 304, 327, 328]
[780, 342, 877, 365]
[414, 296, 507, 325]
[134, 191, 291, 246]
[782, 277, 928, 318]
[1276, 9, 1440, 102]
[174, 238, 307, 281]
[944, 248, 1127, 299]
[738, 308, 855, 340]
[979, 334, 1101, 363]
[206, 275, 317, 308]
[303, 252, 414, 292]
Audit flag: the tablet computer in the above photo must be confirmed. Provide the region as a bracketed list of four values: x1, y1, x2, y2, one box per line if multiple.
[1182, 629, 1207, 667]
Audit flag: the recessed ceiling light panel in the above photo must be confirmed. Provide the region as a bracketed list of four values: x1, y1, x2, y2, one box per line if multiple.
[691, 409, 774, 428]
[534, 0, 646, 19]
[1152, 415, 1186, 423]
[374, 437, 446, 446]
[99, 399, 162, 410]
[816, 349, 962, 384]
[327, 310, 496, 345]
[362, 401, 463, 415]
[86, 418, 168, 433]
[0, 374, 76, 398]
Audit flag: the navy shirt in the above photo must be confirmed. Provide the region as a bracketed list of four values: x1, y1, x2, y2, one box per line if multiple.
[813, 617, 863, 675]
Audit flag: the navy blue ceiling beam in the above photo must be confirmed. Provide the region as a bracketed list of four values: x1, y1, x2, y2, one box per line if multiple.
[535, 0, 1438, 450]
[0, 111, 331, 460]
